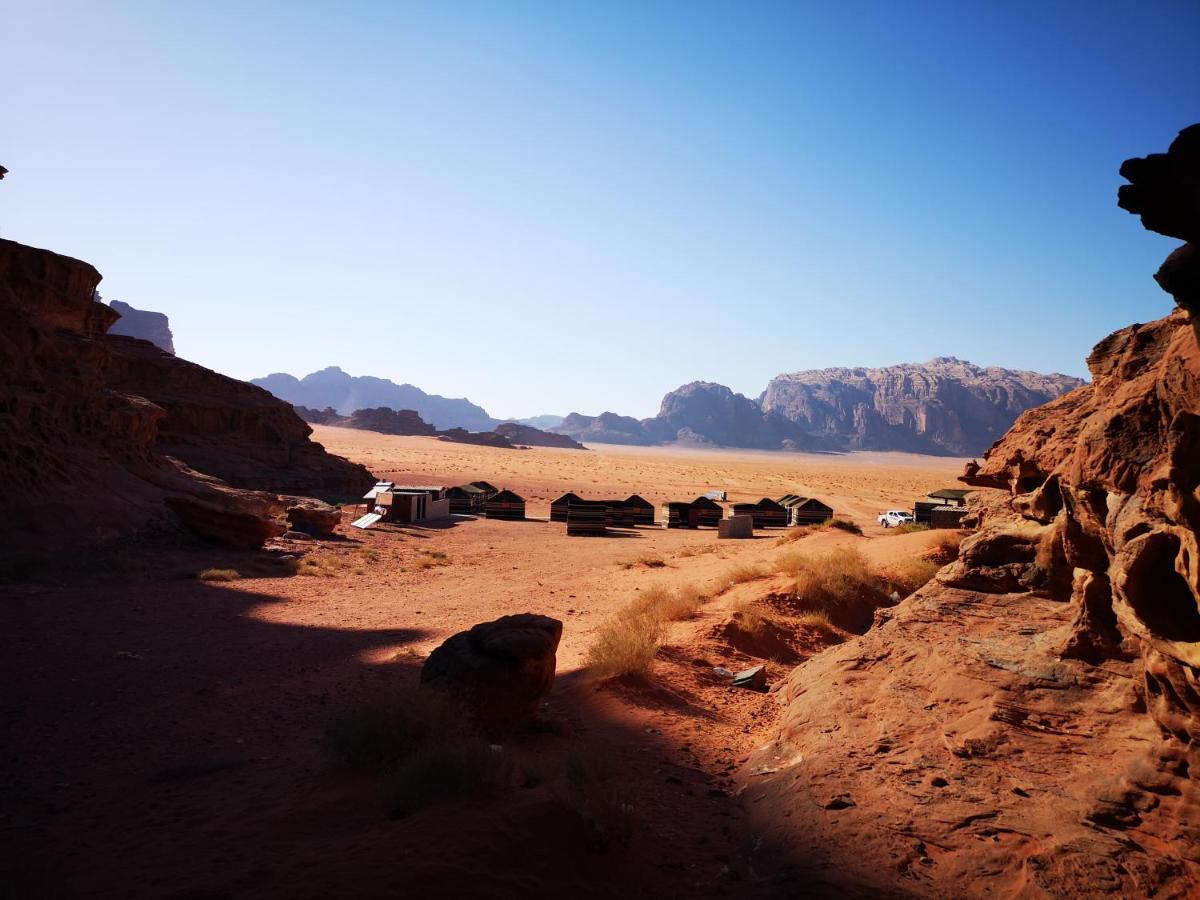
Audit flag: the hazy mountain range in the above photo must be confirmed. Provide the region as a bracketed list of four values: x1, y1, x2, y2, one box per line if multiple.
[255, 359, 1083, 456]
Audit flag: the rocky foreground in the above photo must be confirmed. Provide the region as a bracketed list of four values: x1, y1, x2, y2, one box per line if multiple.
[740, 125, 1200, 895]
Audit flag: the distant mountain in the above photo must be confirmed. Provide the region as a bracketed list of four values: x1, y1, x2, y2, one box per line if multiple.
[494, 422, 586, 450]
[761, 357, 1085, 455]
[556, 411, 650, 445]
[506, 414, 564, 430]
[295, 405, 438, 436]
[106, 298, 174, 354]
[252, 367, 497, 431]
[553, 359, 1084, 456]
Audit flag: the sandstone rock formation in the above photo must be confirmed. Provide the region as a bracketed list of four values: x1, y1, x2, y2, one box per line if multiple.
[761, 358, 1083, 455]
[0, 238, 373, 564]
[254, 367, 498, 432]
[744, 126, 1200, 895]
[554, 411, 650, 445]
[420, 614, 563, 732]
[493, 421, 586, 450]
[555, 365, 1080, 454]
[106, 297, 175, 353]
[295, 405, 439, 436]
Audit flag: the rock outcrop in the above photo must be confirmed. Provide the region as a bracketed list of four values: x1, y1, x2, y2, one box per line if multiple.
[253, 367, 497, 432]
[743, 126, 1200, 896]
[555, 367, 1080, 454]
[296, 406, 439, 436]
[761, 358, 1084, 455]
[0, 237, 373, 564]
[106, 298, 175, 353]
[553, 411, 653, 445]
[420, 614, 563, 732]
[494, 422, 586, 450]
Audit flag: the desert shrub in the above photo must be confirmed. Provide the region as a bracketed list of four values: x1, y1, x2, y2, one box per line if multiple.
[414, 550, 451, 570]
[197, 568, 239, 582]
[774, 526, 814, 546]
[883, 557, 940, 595]
[828, 518, 862, 535]
[795, 609, 834, 629]
[891, 522, 931, 535]
[774, 550, 809, 576]
[585, 610, 663, 678]
[327, 684, 505, 817]
[731, 598, 766, 634]
[586, 583, 704, 678]
[710, 563, 766, 595]
[791, 547, 885, 633]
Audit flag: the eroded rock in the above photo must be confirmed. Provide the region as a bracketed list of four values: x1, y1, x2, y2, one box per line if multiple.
[420, 614, 563, 732]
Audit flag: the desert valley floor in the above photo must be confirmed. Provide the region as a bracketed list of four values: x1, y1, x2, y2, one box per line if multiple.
[3, 431, 972, 898]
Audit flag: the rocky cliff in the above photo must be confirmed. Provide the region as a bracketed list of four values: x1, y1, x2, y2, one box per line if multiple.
[743, 126, 1200, 895]
[644, 381, 836, 450]
[0, 238, 372, 568]
[555, 411, 651, 445]
[760, 358, 1083, 455]
[106, 298, 175, 354]
[254, 367, 497, 432]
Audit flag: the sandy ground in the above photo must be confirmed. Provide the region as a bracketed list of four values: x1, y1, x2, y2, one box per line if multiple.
[1, 433, 967, 898]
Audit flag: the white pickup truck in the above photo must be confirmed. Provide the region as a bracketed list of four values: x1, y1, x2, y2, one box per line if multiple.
[878, 510, 914, 528]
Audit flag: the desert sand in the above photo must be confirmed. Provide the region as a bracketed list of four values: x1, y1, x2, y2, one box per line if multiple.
[2, 432, 968, 898]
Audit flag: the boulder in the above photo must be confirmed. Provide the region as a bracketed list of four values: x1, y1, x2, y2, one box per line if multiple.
[165, 494, 286, 550]
[420, 614, 563, 731]
[284, 498, 342, 536]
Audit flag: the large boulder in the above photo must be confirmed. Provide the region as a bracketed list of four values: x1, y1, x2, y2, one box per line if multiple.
[420, 614, 563, 731]
[284, 498, 342, 536]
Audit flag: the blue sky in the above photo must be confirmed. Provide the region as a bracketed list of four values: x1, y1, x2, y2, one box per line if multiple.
[3, 1, 1198, 419]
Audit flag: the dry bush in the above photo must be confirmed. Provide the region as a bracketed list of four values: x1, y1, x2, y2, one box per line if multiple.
[358, 547, 380, 562]
[414, 550, 451, 570]
[198, 568, 239, 582]
[891, 522, 931, 535]
[585, 610, 663, 678]
[828, 518, 862, 535]
[710, 562, 766, 595]
[883, 557, 940, 595]
[619, 555, 667, 570]
[586, 583, 705, 678]
[731, 598, 766, 634]
[774, 549, 808, 576]
[774, 526, 814, 546]
[791, 547, 885, 633]
[327, 683, 504, 818]
[299, 555, 340, 577]
[795, 609, 834, 629]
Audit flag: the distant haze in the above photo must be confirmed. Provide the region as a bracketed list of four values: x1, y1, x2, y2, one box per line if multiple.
[3, 3, 1197, 417]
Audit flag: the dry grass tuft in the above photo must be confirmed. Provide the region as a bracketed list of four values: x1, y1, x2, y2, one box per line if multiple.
[585, 611, 663, 679]
[890, 522, 931, 535]
[197, 568, 240, 582]
[774, 526, 814, 545]
[794, 609, 834, 629]
[414, 550, 451, 570]
[828, 518, 862, 535]
[730, 598, 766, 634]
[620, 555, 667, 570]
[586, 582, 706, 678]
[884, 557, 941, 594]
[710, 563, 766, 595]
[790, 547, 885, 633]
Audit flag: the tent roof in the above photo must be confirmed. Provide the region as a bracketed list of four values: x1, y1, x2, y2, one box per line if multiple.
[489, 489, 525, 503]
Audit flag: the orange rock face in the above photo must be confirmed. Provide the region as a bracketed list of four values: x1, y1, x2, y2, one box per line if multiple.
[0, 238, 373, 565]
[746, 127, 1200, 895]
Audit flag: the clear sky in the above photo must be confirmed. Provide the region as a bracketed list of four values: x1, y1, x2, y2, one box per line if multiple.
[4, 1, 1198, 419]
